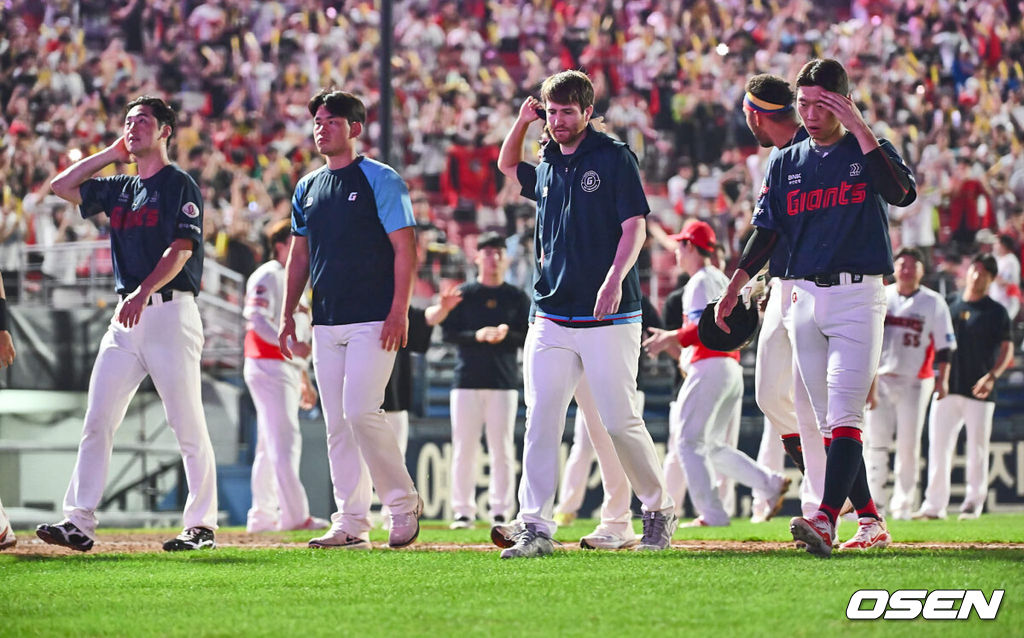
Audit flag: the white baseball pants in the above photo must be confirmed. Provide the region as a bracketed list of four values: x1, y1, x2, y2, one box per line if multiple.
[519, 321, 673, 537]
[244, 357, 311, 531]
[677, 356, 781, 525]
[919, 393, 995, 518]
[312, 321, 418, 537]
[64, 294, 218, 538]
[554, 383, 639, 535]
[449, 388, 517, 521]
[756, 278, 827, 517]
[790, 277, 886, 434]
[864, 374, 935, 518]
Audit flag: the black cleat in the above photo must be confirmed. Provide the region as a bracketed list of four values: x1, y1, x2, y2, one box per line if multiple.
[163, 527, 216, 551]
[36, 520, 94, 552]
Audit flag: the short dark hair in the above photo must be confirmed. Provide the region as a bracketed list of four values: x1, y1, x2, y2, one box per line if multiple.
[894, 246, 925, 267]
[971, 253, 998, 278]
[125, 95, 176, 138]
[745, 73, 796, 121]
[795, 58, 850, 96]
[998, 234, 1017, 253]
[307, 89, 366, 123]
[540, 70, 594, 111]
[476, 231, 506, 250]
[267, 218, 292, 247]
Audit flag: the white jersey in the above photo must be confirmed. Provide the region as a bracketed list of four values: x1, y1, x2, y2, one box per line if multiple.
[682, 265, 728, 323]
[244, 260, 311, 367]
[876, 284, 956, 379]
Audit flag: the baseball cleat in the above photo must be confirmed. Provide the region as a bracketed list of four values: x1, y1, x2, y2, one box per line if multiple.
[911, 510, 943, 520]
[387, 495, 423, 548]
[839, 517, 891, 551]
[308, 526, 371, 550]
[579, 527, 639, 550]
[0, 525, 16, 551]
[679, 517, 710, 528]
[449, 515, 473, 530]
[790, 513, 834, 558]
[499, 525, 554, 559]
[490, 520, 524, 549]
[36, 520, 94, 552]
[163, 527, 216, 551]
[766, 476, 793, 521]
[633, 510, 677, 551]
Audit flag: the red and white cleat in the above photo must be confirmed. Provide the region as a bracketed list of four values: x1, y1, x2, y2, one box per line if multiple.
[839, 517, 892, 551]
[790, 513, 835, 558]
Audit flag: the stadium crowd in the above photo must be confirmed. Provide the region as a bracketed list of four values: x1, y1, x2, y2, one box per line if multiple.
[1, 0, 1023, 315]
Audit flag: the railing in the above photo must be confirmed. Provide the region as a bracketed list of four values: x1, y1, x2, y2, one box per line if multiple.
[16, 241, 246, 371]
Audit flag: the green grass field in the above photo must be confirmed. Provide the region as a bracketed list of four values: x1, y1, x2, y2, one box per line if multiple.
[2, 515, 1021, 638]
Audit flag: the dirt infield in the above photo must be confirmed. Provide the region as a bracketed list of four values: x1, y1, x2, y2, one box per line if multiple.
[4, 532, 1024, 555]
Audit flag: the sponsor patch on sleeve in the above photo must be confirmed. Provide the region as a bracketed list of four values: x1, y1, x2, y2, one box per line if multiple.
[182, 202, 200, 218]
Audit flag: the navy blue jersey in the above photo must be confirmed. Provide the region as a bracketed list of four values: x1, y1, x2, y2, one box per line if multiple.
[766, 127, 808, 277]
[291, 156, 415, 326]
[947, 295, 1011, 402]
[752, 133, 914, 277]
[517, 126, 649, 327]
[441, 281, 531, 389]
[79, 164, 203, 295]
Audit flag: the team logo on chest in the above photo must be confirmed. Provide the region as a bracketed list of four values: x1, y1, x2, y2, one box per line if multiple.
[580, 170, 601, 193]
[132, 187, 149, 210]
[348, 192, 358, 201]
[788, 173, 802, 185]
[182, 202, 200, 218]
[849, 163, 863, 177]
[486, 298, 497, 309]
[305, 196, 314, 207]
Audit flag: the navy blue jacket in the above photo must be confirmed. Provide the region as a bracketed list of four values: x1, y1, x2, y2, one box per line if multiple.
[517, 126, 648, 327]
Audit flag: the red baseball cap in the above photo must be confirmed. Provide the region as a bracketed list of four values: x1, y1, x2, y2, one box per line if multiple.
[668, 220, 716, 252]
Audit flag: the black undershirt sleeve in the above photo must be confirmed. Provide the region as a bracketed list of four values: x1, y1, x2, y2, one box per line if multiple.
[737, 227, 779, 277]
[934, 348, 951, 363]
[865, 147, 915, 206]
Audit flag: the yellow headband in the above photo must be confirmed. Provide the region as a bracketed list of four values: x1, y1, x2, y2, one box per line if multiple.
[743, 92, 792, 113]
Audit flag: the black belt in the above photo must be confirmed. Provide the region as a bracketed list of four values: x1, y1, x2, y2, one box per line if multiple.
[801, 273, 864, 287]
[120, 290, 186, 305]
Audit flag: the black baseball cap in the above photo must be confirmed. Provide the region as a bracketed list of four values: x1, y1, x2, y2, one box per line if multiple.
[697, 296, 759, 352]
[477, 232, 506, 250]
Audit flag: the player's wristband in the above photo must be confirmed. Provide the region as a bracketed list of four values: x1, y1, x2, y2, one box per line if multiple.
[0, 298, 8, 332]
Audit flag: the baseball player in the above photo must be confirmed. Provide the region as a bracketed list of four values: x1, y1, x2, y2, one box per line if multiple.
[916, 254, 1013, 520]
[740, 73, 827, 522]
[645, 220, 790, 527]
[864, 247, 955, 520]
[494, 70, 676, 558]
[717, 59, 917, 557]
[279, 89, 422, 549]
[424, 232, 530, 529]
[244, 219, 328, 533]
[38, 96, 219, 552]
[1, 271, 16, 550]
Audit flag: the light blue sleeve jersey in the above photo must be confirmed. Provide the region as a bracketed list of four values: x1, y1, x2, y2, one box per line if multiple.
[291, 156, 416, 325]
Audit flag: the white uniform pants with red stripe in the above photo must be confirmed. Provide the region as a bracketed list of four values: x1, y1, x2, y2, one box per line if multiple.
[244, 357, 312, 531]
[919, 393, 994, 518]
[790, 277, 886, 435]
[518, 320, 673, 537]
[864, 373, 935, 518]
[63, 295, 218, 538]
[312, 321, 418, 537]
[449, 388, 518, 521]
